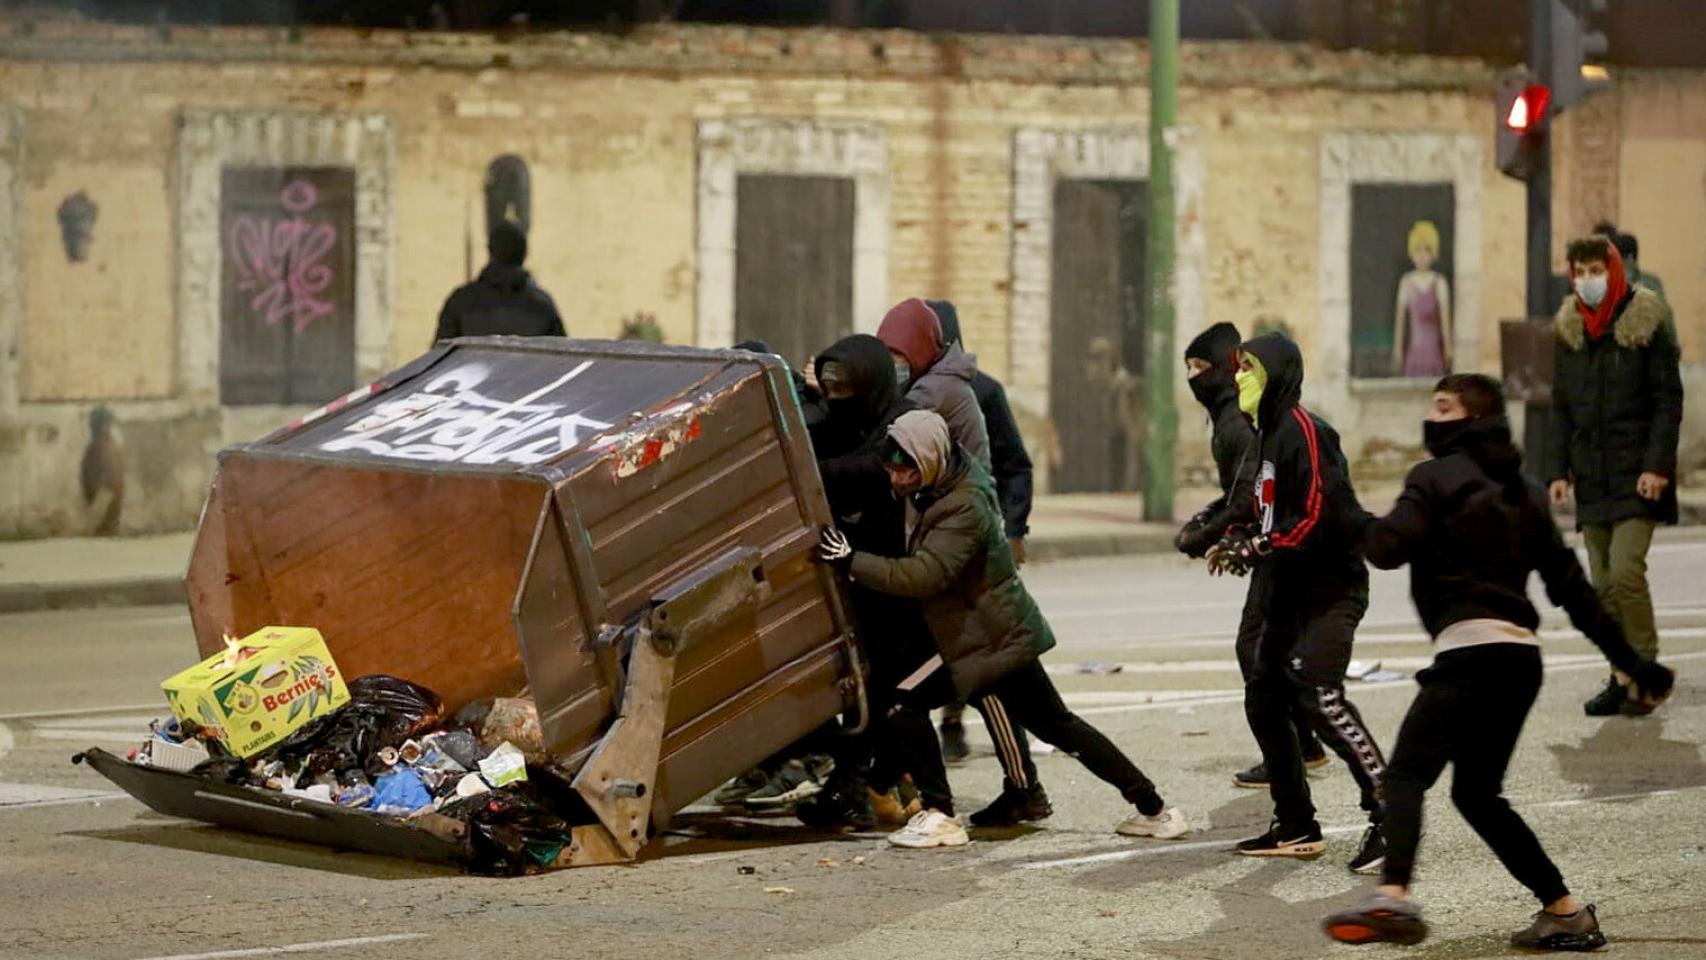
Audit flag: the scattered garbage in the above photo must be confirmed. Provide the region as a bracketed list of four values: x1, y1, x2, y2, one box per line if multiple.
[444, 789, 572, 877]
[1347, 660, 1407, 683]
[763, 887, 795, 896]
[737, 865, 757, 875]
[160, 626, 351, 758]
[1076, 661, 1125, 675]
[479, 698, 545, 755]
[372, 769, 434, 816]
[478, 742, 529, 788]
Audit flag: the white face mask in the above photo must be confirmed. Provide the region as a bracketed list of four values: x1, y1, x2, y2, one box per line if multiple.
[1575, 274, 1608, 308]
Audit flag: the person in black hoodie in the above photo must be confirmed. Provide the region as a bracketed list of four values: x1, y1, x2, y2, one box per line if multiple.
[1323, 374, 1674, 950]
[1203, 332, 1388, 873]
[786, 334, 951, 831]
[924, 300, 1039, 782]
[434, 222, 565, 342]
[1176, 323, 1329, 787]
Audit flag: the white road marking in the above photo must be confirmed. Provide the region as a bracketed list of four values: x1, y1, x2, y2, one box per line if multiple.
[0, 787, 129, 810]
[0, 704, 160, 722]
[1046, 653, 1607, 677]
[1020, 783, 1706, 871]
[127, 933, 430, 960]
[31, 729, 148, 743]
[0, 721, 13, 767]
[30, 713, 164, 729]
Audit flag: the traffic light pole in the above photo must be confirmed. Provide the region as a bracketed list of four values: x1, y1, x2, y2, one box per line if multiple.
[1527, 0, 1554, 318]
[1144, 0, 1178, 523]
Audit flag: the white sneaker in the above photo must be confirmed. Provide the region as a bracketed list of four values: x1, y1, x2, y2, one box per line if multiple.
[887, 809, 970, 849]
[1116, 806, 1190, 840]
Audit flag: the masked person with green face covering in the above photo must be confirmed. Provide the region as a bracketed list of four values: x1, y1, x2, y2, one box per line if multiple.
[1197, 332, 1388, 874]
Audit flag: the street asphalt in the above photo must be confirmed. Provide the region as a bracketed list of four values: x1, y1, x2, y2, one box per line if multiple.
[2, 535, 1705, 960]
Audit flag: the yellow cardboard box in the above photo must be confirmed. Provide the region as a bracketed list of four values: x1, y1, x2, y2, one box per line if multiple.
[161, 626, 350, 758]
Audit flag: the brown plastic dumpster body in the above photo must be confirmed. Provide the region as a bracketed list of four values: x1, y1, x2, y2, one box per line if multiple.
[162, 337, 862, 866]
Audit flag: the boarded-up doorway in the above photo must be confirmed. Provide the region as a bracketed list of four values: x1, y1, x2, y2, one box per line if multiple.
[219, 166, 358, 406]
[1049, 178, 1147, 494]
[734, 174, 855, 367]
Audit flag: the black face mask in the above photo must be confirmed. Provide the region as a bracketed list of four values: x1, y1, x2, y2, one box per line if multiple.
[1423, 417, 1477, 458]
[1187, 368, 1234, 409]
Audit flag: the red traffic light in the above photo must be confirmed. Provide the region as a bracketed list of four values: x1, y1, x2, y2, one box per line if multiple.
[1505, 84, 1552, 133]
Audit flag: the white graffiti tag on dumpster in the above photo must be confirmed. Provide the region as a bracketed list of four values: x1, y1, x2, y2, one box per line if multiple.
[319, 361, 615, 465]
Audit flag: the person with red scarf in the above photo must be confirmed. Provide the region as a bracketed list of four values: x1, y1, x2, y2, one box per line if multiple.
[1548, 236, 1684, 717]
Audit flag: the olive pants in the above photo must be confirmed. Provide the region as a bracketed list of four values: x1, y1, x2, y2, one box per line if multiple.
[1582, 517, 1659, 661]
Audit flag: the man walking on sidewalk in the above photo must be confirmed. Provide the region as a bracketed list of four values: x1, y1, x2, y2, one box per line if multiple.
[817, 410, 1189, 849]
[1174, 322, 1330, 787]
[1201, 332, 1387, 873]
[1324, 373, 1674, 950]
[1549, 236, 1684, 717]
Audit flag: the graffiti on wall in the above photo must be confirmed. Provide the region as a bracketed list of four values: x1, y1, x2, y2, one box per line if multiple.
[320, 360, 615, 465]
[225, 178, 339, 334]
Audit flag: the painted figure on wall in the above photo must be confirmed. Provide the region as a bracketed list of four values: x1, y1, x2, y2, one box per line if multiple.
[1084, 336, 1145, 492]
[80, 405, 125, 535]
[1393, 219, 1452, 378]
[57, 191, 97, 263]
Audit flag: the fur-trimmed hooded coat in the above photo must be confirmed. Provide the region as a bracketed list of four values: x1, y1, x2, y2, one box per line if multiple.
[1550, 286, 1684, 527]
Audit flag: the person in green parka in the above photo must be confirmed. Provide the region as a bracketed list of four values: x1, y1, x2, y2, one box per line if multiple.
[816, 409, 1190, 849]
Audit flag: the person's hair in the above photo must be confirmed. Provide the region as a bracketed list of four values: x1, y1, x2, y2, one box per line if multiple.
[1407, 219, 1440, 258]
[488, 221, 527, 266]
[1612, 231, 1639, 262]
[1565, 236, 1611, 268]
[1434, 373, 1506, 419]
[1591, 219, 1618, 236]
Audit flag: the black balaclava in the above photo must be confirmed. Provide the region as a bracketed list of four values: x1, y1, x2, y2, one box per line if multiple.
[1184, 322, 1242, 414]
[1237, 332, 1304, 431]
[925, 299, 963, 348]
[814, 333, 900, 444]
[488, 221, 527, 267]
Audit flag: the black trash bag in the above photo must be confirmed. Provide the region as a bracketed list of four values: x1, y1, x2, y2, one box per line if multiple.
[264, 675, 444, 775]
[441, 789, 572, 877]
[191, 756, 252, 785]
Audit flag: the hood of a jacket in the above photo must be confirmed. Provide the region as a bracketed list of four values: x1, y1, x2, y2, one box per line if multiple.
[1239, 332, 1304, 431]
[878, 298, 945, 378]
[887, 408, 954, 491]
[925, 341, 978, 385]
[1185, 322, 1242, 416]
[926, 299, 964, 348]
[478, 263, 532, 293]
[814, 334, 899, 438]
[1572, 237, 1632, 341]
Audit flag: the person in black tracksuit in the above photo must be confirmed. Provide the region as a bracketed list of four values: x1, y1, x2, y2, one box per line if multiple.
[1204, 333, 1387, 872]
[789, 334, 953, 830]
[924, 300, 1041, 791]
[1175, 323, 1328, 786]
[1323, 374, 1674, 951]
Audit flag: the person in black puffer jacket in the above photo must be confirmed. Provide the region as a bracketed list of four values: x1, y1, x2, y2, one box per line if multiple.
[433, 222, 565, 342]
[1324, 373, 1673, 950]
[1175, 323, 1328, 787]
[1548, 236, 1684, 718]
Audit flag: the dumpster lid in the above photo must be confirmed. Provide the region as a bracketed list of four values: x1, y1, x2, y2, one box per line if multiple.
[260, 338, 781, 473]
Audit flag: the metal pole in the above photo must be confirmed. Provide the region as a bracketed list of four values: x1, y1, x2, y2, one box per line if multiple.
[1144, 0, 1178, 523]
[1524, 0, 1556, 479]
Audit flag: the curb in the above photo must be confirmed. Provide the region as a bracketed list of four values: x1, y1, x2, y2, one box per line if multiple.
[0, 577, 186, 615]
[1027, 529, 1179, 563]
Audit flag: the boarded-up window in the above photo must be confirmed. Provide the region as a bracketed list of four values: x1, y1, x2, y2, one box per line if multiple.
[734, 174, 855, 366]
[1050, 178, 1147, 494]
[220, 167, 357, 405]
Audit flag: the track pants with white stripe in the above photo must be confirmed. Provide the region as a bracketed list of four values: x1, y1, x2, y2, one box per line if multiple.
[1244, 563, 1386, 830]
[971, 661, 1164, 814]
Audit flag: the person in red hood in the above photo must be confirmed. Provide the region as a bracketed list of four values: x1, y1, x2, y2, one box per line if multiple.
[877, 299, 991, 472]
[1548, 236, 1684, 718]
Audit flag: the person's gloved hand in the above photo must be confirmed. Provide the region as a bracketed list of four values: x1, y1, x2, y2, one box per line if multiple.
[1008, 537, 1027, 566]
[1618, 660, 1676, 709]
[816, 526, 853, 571]
[1177, 514, 1222, 560]
[1175, 510, 1210, 556]
[1206, 528, 1270, 577]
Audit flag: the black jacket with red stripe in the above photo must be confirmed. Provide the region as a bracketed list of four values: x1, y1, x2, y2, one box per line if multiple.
[1242, 333, 1366, 579]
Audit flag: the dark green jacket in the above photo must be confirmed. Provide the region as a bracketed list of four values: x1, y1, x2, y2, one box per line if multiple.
[847, 453, 1056, 697]
[1550, 287, 1684, 527]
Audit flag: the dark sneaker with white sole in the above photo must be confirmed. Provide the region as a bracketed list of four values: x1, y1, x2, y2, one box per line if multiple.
[968, 783, 1053, 828]
[715, 767, 771, 807]
[743, 757, 830, 808]
[1232, 753, 1331, 788]
[1583, 680, 1627, 717]
[1323, 894, 1428, 946]
[1236, 820, 1326, 859]
[1510, 904, 1607, 952]
[1347, 825, 1386, 875]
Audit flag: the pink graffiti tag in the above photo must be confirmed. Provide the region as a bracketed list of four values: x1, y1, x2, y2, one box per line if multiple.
[226, 179, 338, 334]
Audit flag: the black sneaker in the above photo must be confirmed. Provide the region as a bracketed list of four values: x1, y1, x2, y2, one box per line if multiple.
[743, 758, 828, 808]
[1233, 756, 1330, 788]
[1347, 825, 1386, 875]
[968, 783, 1053, 827]
[1583, 679, 1627, 717]
[795, 778, 876, 832]
[1323, 894, 1428, 946]
[1510, 904, 1607, 951]
[1236, 820, 1326, 859]
[940, 721, 970, 764]
[714, 767, 770, 807]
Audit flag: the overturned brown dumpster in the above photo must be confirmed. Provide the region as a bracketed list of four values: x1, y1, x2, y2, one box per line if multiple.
[83, 337, 865, 871]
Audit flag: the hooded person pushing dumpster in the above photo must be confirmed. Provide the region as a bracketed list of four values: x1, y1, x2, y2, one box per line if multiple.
[816, 408, 1189, 848]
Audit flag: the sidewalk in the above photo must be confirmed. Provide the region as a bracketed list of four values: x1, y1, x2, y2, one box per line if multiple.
[4, 486, 1704, 614]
